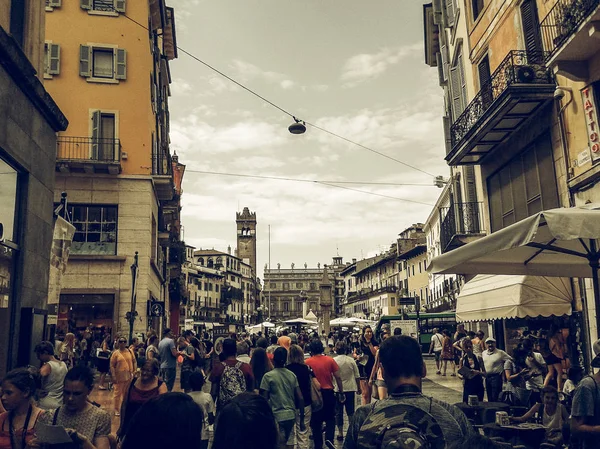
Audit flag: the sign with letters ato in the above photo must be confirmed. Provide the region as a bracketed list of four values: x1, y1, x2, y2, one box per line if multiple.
[581, 85, 600, 162]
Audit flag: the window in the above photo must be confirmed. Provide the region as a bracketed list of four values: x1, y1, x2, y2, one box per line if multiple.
[151, 216, 157, 261]
[488, 132, 559, 232]
[90, 110, 117, 161]
[472, 0, 484, 21]
[70, 205, 117, 255]
[269, 282, 277, 289]
[296, 282, 303, 289]
[310, 282, 317, 290]
[43, 42, 60, 78]
[521, 0, 542, 55]
[216, 285, 219, 292]
[46, 0, 62, 11]
[445, 0, 456, 27]
[419, 262, 422, 273]
[80, 45, 126, 82]
[283, 283, 290, 291]
[449, 47, 467, 121]
[81, 0, 125, 14]
[231, 275, 235, 282]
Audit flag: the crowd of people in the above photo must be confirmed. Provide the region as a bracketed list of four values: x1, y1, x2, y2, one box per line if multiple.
[2, 323, 600, 448]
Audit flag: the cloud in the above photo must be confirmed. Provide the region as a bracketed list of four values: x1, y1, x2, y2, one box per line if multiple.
[230, 59, 297, 90]
[170, 117, 288, 157]
[341, 43, 422, 87]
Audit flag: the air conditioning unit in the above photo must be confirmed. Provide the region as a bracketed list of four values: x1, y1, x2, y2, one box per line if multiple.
[516, 65, 536, 83]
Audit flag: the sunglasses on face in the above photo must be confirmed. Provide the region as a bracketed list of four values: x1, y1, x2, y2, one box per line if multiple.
[119, 340, 127, 343]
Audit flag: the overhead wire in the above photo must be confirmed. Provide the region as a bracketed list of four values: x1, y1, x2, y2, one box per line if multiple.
[184, 169, 434, 187]
[118, 10, 438, 178]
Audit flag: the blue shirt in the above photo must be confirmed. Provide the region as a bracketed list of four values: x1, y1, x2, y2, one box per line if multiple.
[158, 337, 176, 369]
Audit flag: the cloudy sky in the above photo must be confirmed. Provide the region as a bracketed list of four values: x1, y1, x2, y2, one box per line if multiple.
[167, 0, 448, 275]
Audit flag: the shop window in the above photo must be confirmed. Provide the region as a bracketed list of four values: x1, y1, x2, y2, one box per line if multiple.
[70, 205, 117, 255]
[57, 294, 114, 336]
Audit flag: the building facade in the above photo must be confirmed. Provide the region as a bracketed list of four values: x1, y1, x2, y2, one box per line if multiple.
[263, 258, 344, 323]
[0, 0, 68, 375]
[44, 0, 182, 340]
[424, 0, 600, 353]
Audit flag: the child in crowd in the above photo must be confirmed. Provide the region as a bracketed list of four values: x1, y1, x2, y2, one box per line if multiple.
[188, 371, 215, 449]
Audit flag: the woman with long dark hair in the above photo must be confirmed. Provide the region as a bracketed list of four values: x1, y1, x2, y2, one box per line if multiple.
[120, 393, 204, 449]
[250, 347, 272, 392]
[0, 368, 43, 449]
[212, 393, 278, 449]
[286, 345, 312, 449]
[356, 326, 378, 405]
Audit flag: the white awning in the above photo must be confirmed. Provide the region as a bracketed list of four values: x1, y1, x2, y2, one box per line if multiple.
[193, 322, 223, 329]
[456, 274, 573, 322]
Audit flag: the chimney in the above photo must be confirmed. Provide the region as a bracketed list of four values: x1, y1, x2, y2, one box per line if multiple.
[227, 245, 231, 255]
[352, 258, 357, 263]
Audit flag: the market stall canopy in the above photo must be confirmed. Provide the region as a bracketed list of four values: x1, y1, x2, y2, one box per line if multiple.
[260, 321, 275, 328]
[305, 310, 318, 321]
[330, 317, 357, 327]
[428, 205, 600, 278]
[285, 318, 317, 325]
[193, 322, 223, 329]
[456, 274, 572, 322]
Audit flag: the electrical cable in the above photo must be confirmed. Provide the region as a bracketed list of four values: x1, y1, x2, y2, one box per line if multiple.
[184, 169, 434, 187]
[117, 10, 437, 178]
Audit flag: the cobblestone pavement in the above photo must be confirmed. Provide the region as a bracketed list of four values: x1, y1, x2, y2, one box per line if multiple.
[88, 356, 464, 448]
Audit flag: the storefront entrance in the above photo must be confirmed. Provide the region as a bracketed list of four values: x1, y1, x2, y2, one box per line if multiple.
[58, 294, 114, 341]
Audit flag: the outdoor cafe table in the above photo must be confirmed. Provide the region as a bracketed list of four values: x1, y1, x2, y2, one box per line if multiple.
[483, 422, 546, 448]
[454, 402, 509, 425]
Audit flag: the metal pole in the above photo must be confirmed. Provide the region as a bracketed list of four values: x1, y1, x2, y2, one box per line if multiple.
[268, 224, 271, 320]
[128, 251, 139, 344]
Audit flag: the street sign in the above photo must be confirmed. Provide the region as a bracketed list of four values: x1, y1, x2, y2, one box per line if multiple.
[398, 297, 416, 306]
[390, 319, 418, 338]
[148, 301, 164, 317]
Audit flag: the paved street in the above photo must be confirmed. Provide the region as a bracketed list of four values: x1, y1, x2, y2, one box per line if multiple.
[88, 356, 464, 448]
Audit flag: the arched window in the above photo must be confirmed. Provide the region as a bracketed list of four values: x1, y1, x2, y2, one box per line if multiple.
[216, 257, 223, 268]
[198, 257, 204, 266]
[207, 258, 214, 268]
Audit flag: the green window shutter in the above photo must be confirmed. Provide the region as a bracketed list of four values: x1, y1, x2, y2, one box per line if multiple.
[150, 74, 155, 113]
[79, 45, 91, 77]
[115, 49, 127, 80]
[80, 0, 92, 10]
[48, 43, 60, 75]
[114, 0, 126, 13]
[91, 110, 101, 158]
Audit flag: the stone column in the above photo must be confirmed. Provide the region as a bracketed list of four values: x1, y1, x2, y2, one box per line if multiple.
[319, 266, 333, 336]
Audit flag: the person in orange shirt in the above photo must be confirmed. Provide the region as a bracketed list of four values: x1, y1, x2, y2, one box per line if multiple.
[278, 330, 292, 351]
[110, 337, 137, 416]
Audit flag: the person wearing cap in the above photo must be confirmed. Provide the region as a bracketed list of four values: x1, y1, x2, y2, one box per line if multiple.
[481, 337, 511, 402]
[571, 339, 600, 448]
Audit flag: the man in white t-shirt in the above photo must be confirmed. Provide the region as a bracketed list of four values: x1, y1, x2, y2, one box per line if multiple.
[429, 328, 444, 375]
[334, 341, 361, 442]
[481, 337, 511, 402]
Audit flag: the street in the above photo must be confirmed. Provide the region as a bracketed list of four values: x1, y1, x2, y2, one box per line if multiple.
[88, 357, 463, 448]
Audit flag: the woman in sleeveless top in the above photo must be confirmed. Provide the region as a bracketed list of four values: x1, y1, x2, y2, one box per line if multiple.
[0, 368, 44, 449]
[117, 359, 167, 440]
[35, 341, 68, 410]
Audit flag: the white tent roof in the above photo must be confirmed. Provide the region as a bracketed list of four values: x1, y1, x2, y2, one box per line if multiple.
[305, 310, 318, 320]
[456, 274, 573, 322]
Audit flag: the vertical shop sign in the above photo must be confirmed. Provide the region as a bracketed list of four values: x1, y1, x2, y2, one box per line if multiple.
[582, 85, 600, 162]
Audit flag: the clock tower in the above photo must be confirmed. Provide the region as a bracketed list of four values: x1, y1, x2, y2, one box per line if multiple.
[236, 207, 257, 274]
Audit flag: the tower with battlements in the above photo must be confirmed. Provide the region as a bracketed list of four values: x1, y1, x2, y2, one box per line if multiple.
[236, 207, 257, 274]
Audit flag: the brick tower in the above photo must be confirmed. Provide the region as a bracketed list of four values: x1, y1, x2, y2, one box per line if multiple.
[236, 207, 257, 274]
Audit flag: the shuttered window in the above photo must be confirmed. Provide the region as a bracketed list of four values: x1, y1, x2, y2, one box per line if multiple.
[472, 0, 484, 21]
[487, 132, 559, 232]
[81, 0, 126, 13]
[520, 0, 542, 56]
[44, 42, 60, 77]
[445, 0, 455, 27]
[478, 55, 492, 107]
[80, 45, 127, 82]
[450, 48, 467, 122]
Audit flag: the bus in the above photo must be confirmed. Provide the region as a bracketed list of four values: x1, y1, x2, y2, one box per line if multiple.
[375, 312, 457, 353]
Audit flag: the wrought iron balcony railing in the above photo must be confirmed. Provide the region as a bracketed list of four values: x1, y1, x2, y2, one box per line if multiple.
[450, 50, 554, 150]
[439, 202, 484, 252]
[541, 0, 599, 58]
[56, 137, 121, 162]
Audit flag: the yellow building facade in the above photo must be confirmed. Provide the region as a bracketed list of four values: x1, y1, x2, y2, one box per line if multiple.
[44, 0, 180, 340]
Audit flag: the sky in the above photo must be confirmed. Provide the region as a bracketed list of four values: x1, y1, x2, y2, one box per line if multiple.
[166, 0, 448, 276]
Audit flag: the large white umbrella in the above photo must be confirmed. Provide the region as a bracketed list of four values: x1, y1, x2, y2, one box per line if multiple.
[429, 204, 600, 330]
[284, 318, 318, 325]
[260, 321, 275, 328]
[329, 317, 357, 327]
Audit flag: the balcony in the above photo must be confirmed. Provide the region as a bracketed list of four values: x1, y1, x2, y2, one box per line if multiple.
[541, 0, 600, 80]
[439, 202, 486, 253]
[56, 137, 121, 174]
[448, 51, 555, 166]
[152, 145, 174, 202]
[346, 285, 397, 304]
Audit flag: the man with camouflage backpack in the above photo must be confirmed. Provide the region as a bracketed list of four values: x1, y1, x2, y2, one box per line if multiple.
[343, 336, 473, 449]
[209, 338, 254, 412]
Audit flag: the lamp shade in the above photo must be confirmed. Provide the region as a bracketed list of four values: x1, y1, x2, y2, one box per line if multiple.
[288, 121, 306, 134]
